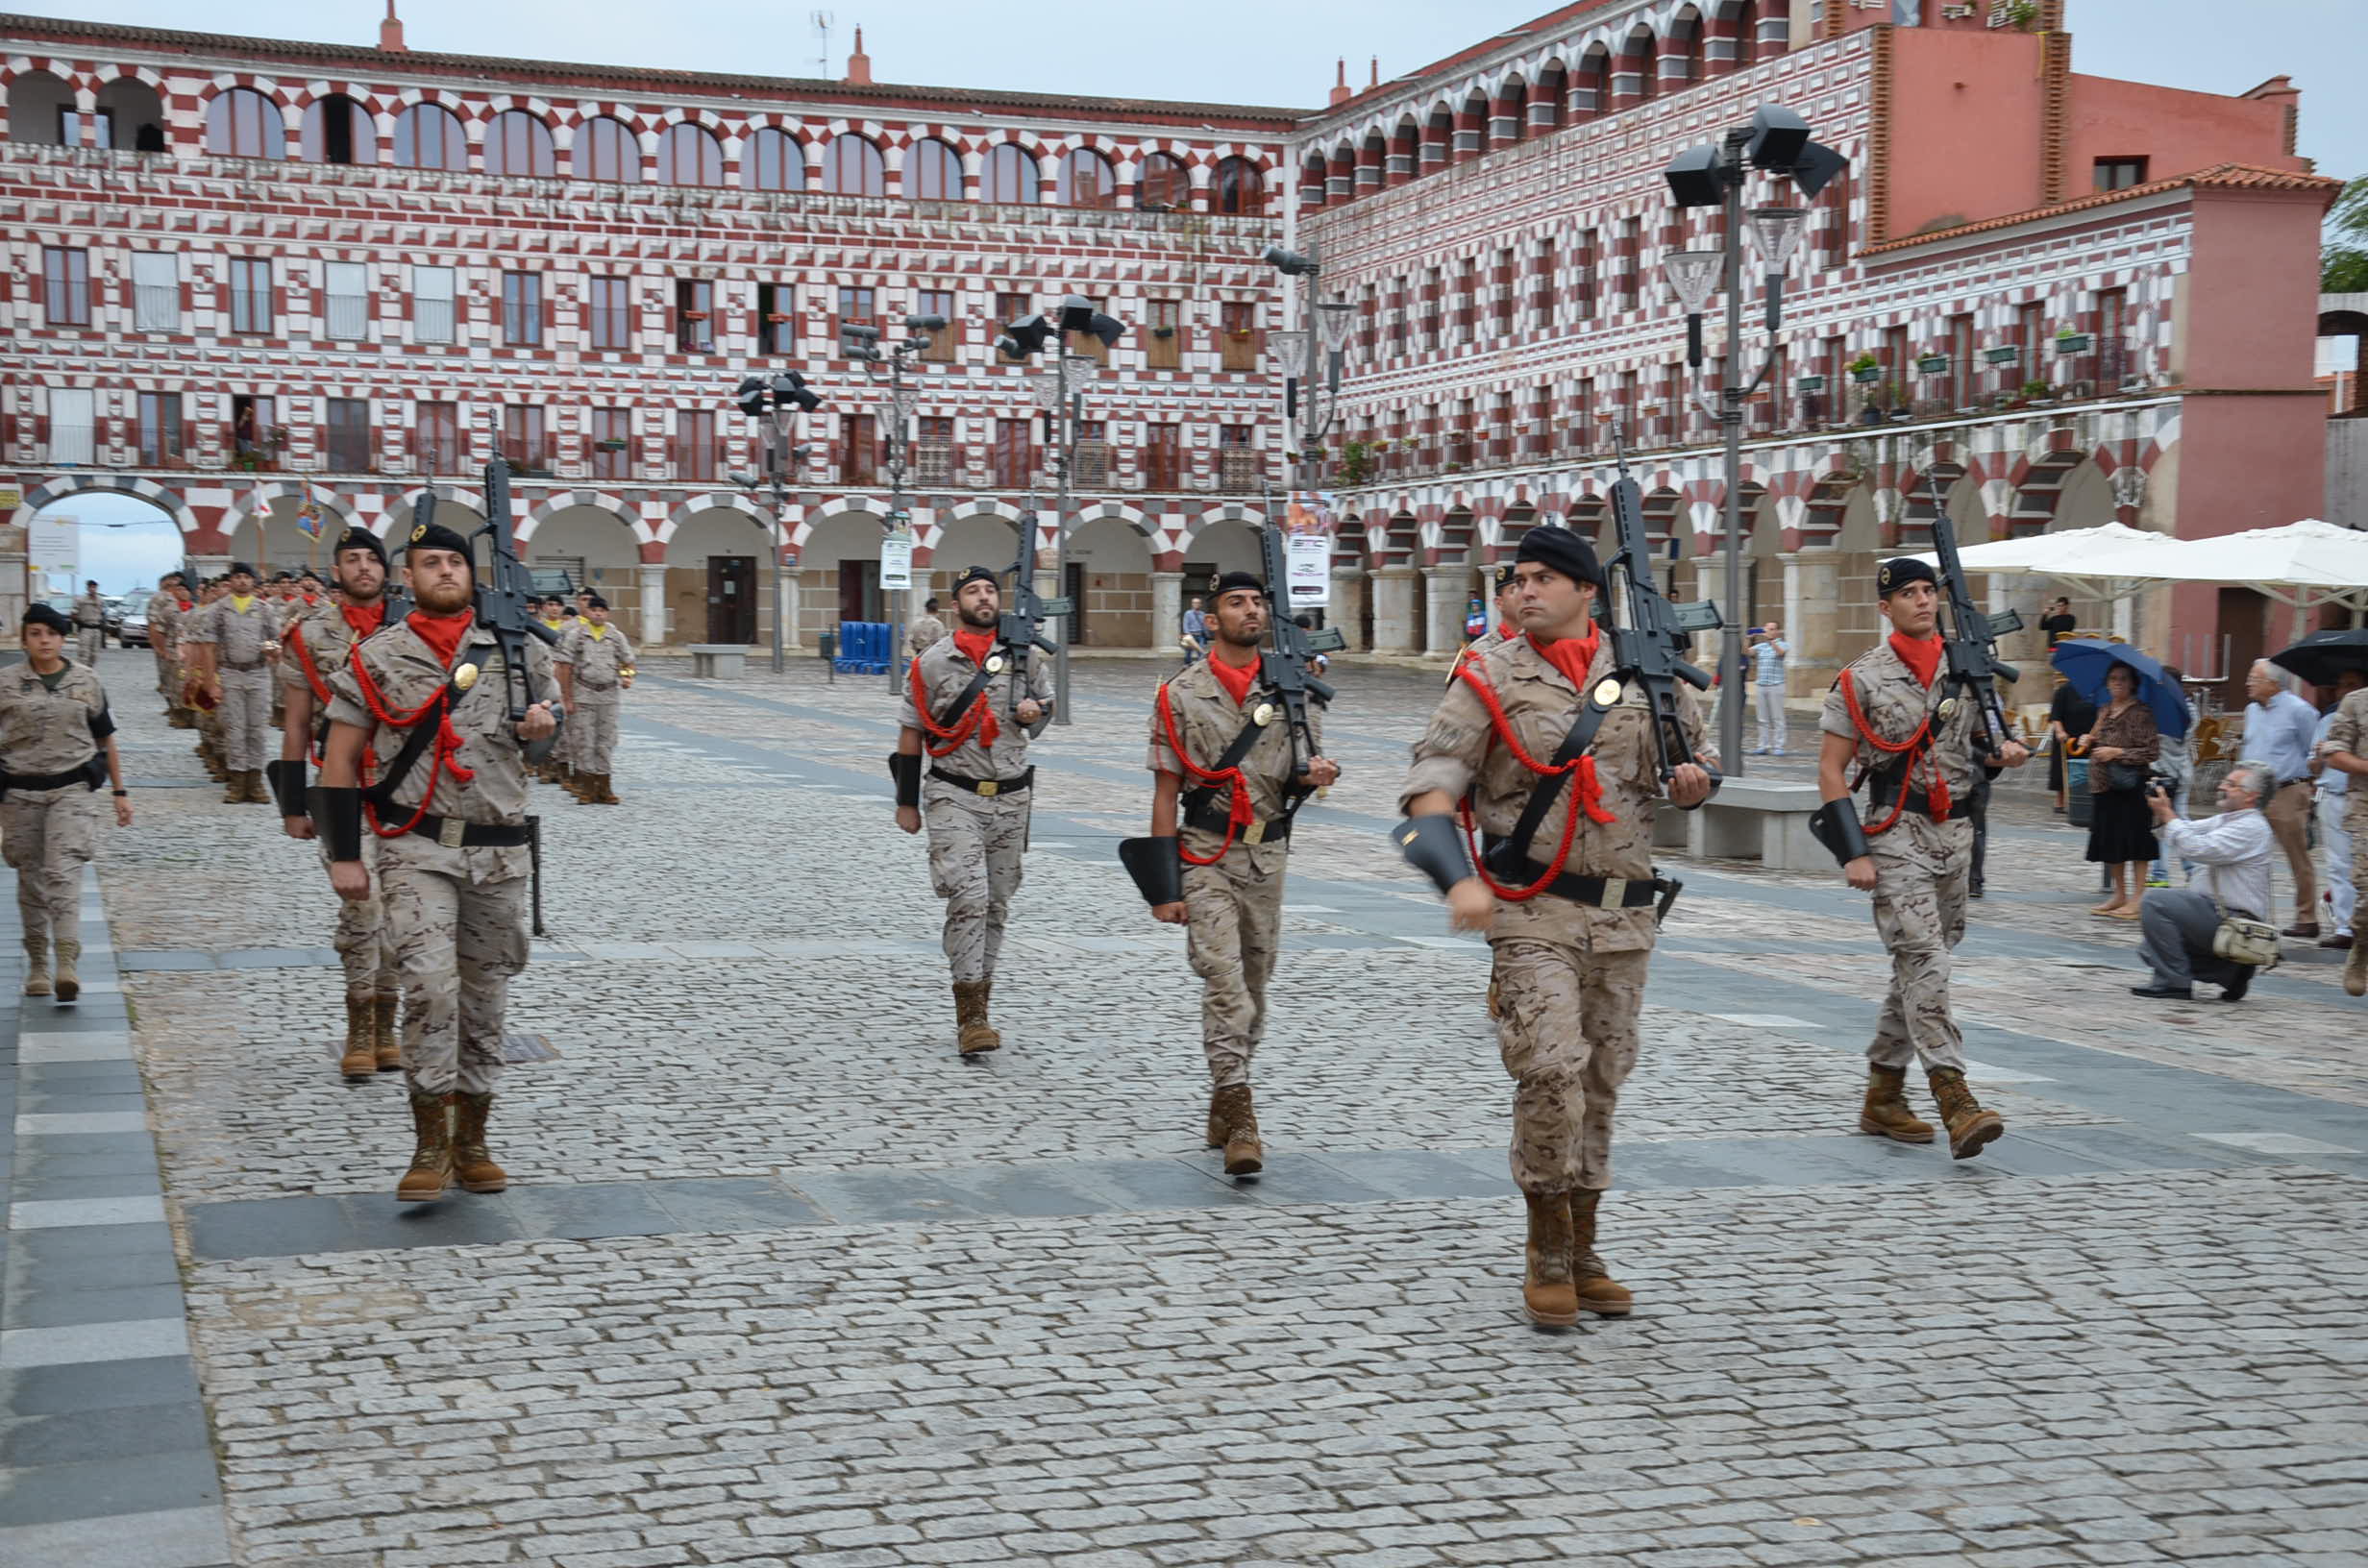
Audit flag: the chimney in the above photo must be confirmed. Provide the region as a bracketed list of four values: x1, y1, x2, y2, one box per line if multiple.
[846, 25, 872, 86]
[1328, 58, 1350, 108]
[1369, 57, 1380, 91]
[379, 0, 406, 51]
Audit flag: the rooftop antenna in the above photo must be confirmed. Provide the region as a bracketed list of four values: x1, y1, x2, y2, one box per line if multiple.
[810, 11, 835, 79]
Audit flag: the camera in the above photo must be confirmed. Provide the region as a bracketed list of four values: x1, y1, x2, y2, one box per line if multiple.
[2145, 768, 2178, 798]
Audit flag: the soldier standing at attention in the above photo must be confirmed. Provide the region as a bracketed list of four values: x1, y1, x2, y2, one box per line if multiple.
[72, 580, 108, 666]
[144, 573, 189, 725]
[1397, 527, 1714, 1326]
[3, 604, 133, 1002]
[890, 565, 1051, 1057]
[555, 595, 632, 804]
[1815, 558, 2028, 1160]
[181, 562, 281, 804]
[1132, 572, 1338, 1176]
[271, 527, 404, 1080]
[906, 597, 948, 660]
[313, 522, 564, 1203]
[2319, 679, 2368, 997]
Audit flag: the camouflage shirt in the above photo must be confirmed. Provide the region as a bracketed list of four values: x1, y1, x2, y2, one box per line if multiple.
[555, 622, 636, 692]
[0, 659, 109, 775]
[900, 634, 1050, 780]
[906, 615, 947, 659]
[72, 591, 106, 629]
[183, 596, 281, 667]
[1146, 653, 1324, 864]
[279, 600, 392, 700]
[2326, 687, 2368, 835]
[324, 618, 560, 830]
[1819, 638, 1984, 872]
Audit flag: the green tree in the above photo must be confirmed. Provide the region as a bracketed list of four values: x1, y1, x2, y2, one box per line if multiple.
[2326, 175, 2368, 293]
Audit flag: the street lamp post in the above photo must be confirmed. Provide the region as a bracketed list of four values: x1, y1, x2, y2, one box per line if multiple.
[1662, 106, 1846, 776]
[732, 371, 822, 673]
[1260, 245, 1355, 495]
[844, 315, 947, 692]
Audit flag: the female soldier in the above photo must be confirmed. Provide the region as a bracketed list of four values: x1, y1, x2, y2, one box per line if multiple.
[2, 604, 133, 1000]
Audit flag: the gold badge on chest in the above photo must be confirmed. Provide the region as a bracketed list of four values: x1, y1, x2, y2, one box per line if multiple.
[453, 663, 480, 692]
[1936, 696, 1960, 721]
[1252, 701, 1276, 727]
[1593, 678, 1623, 707]
[985, 654, 1006, 674]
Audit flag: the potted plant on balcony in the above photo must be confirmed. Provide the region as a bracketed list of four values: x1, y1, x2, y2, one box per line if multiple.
[1984, 344, 2023, 366]
[1337, 439, 1376, 487]
[595, 437, 630, 453]
[1916, 351, 1951, 375]
[2022, 378, 2056, 406]
[1847, 353, 1883, 385]
[1151, 326, 1176, 339]
[2053, 326, 2092, 355]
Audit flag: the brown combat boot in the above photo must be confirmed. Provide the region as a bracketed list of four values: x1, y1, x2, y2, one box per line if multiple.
[1216, 1084, 1263, 1176]
[398, 1090, 455, 1202]
[1927, 1066, 2005, 1161]
[952, 981, 1000, 1055]
[372, 993, 403, 1072]
[1520, 1192, 1580, 1327]
[2347, 941, 2368, 999]
[599, 773, 620, 804]
[21, 938, 51, 998]
[220, 769, 243, 802]
[51, 940, 80, 1004]
[1206, 1087, 1231, 1149]
[1858, 1065, 1936, 1143]
[1569, 1189, 1633, 1316]
[339, 995, 376, 1080]
[452, 1092, 508, 1193]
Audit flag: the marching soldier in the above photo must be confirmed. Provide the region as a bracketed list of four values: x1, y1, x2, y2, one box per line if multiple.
[890, 565, 1051, 1056]
[314, 521, 564, 1203]
[1814, 557, 2029, 1160]
[1129, 571, 1338, 1176]
[181, 562, 281, 803]
[906, 596, 947, 660]
[71, 580, 108, 666]
[270, 527, 404, 1080]
[143, 573, 190, 724]
[2, 604, 134, 1002]
[1457, 564, 1523, 671]
[555, 595, 632, 804]
[2321, 678, 2368, 997]
[1396, 527, 1715, 1326]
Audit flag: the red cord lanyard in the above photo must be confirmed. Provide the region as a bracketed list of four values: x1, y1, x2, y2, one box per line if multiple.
[1451, 661, 1616, 902]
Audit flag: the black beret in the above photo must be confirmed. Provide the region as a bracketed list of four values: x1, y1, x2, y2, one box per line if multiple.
[1493, 562, 1518, 592]
[22, 604, 70, 636]
[584, 595, 608, 610]
[1515, 527, 1605, 593]
[332, 527, 386, 567]
[1877, 557, 1937, 597]
[404, 520, 474, 559]
[1211, 571, 1266, 600]
[954, 566, 999, 591]
[271, 571, 294, 582]
[226, 560, 258, 578]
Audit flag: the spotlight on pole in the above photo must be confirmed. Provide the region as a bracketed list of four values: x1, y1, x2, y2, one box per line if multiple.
[996, 313, 1053, 361]
[1744, 104, 1812, 171]
[1664, 143, 1725, 208]
[1056, 294, 1127, 350]
[1261, 245, 1319, 277]
[769, 371, 822, 412]
[1788, 139, 1849, 199]
[733, 376, 771, 417]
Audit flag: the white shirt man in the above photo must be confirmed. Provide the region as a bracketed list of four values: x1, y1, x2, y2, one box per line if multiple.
[1748, 623, 1788, 755]
[2132, 762, 2277, 1002]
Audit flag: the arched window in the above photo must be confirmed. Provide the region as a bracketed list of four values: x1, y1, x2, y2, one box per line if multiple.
[301, 92, 375, 164]
[481, 110, 554, 177]
[1576, 46, 1611, 121]
[390, 102, 465, 169]
[577, 116, 641, 182]
[656, 122, 722, 185]
[1056, 148, 1115, 208]
[95, 77, 167, 151]
[906, 136, 962, 199]
[982, 143, 1038, 204]
[205, 87, 284, 159]
[1535, 63, 1567, 131]
[1138, 151, 1189, 209]
[7, 69, 74, 146]
[820, 134, 884, 195]
[1669, 7, 1705, 86]
[1497, 78, 1529, 147]
[1213, 157, 1264, 216]
[1299, 153, 1328, 209]
[1629, 28, 1661, 104]
[743, 127, 806, 191]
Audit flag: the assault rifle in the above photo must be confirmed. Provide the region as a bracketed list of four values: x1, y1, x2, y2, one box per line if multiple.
[473, 449, 559, 938]
[999, 508, 1071, 735]
[1257, 519, 1344, 784]
[1602, 447, 1722, 781]
[1926, 474, 2021, 756]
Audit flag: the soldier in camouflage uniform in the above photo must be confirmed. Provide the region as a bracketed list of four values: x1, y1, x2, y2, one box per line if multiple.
[271, 527, 404, 1081]
[1815, 557, 2029, 1161]
[315, 522, 563, 1203]
[2321, 682, 2368, 998]
[1132, 571, 1339, 1176]
[181, 562, 281, 804]
[906, 597, 947, 660]
[1, 604, 133, 1003]
[1398, 527, 1715, 1326]
[144, 573, 190, 724]
[71, 580, 108, 666]
[555, 595, 633, 804]
[1456, 564, 1523, 673]
[890, 565, 1051, 1056]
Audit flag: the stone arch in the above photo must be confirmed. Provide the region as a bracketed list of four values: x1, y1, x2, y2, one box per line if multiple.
[1798, 468, 1861, 549]
[926, 508, 1022, 574]
[660, 488, 771, 546]
[6, 68, 76, 146]
[93, 76, 164, 149]
[12, 474, 197, 537]
[2007, 450, 2086, 536]
[1177, 505, 1266, 572]
[520, 491, 639, 545]
[382, 487, 486, 537]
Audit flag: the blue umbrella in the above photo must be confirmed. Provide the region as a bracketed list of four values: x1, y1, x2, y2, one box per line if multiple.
[2049, 639, 2190, 740]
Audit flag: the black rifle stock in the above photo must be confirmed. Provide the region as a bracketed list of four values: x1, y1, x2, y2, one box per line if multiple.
[470, 452, 560, 725]
[1256, 521, 1344, 783]
[1925, 474, 2021, 755]
[998, 510, 1070, 734]
[1603, 452, 1721, 780]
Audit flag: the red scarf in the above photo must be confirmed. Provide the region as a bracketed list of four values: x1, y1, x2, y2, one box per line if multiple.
[1890, 631, 1942, 688]
[1207, 649, 1259, 707]
[1497, 622, 1516, 641]
[175, 599, 193, 613]
[341, 600, 388, 641]
[407, 611, 473, 670]
[1531, 623, 1604, 692]
[952, 625, 996, 669]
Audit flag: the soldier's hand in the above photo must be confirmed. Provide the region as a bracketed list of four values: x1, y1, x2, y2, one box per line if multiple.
[283, 814, 316, 842]
[1997, 739, 2031, 769]
[1017, 698, 1045, 725]
[1844, 855, 1878, 892]
[1303, 756, 1342, 789]
[113, 796, 134, 829]
[1151, 900, 1189, 925]
[328, 861, 371, 902]
[1446, 877, 1494, 933]
[1667, 764, 1714, 807]
[516, 701, 556, 742]
[895, 804, 922, 836]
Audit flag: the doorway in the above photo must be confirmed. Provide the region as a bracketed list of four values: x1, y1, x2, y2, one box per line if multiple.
[2214, 587, 2266, 710]
[838, 559, 881, 625]
[1065, 562, 1088, 647]
[706, 555, 756, 644]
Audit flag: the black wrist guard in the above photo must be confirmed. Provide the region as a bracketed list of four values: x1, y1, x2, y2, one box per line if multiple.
[1117, 836, 1184, 906]
[265, 759, 309, 817]
[1809, 796, 1872, 867]
[1392, 812, 1476, 897]
[308, 785, 363, 862]
[888, 751, 922, 808]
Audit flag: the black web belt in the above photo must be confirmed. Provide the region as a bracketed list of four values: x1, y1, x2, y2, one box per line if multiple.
[1478, 834, 1675, 908]
[1869, 782, 1974, 822]
[408, 813, 532, 849]
[928, 765, 1033, 797]
[0, 759, 103, 794]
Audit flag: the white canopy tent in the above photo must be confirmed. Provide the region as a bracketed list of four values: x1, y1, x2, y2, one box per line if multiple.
[2067, 519, 2368, 610]
[1911, 522, 2179, 640]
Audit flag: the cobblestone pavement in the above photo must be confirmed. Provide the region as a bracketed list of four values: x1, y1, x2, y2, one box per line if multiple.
[7, 647, 2364, 1568]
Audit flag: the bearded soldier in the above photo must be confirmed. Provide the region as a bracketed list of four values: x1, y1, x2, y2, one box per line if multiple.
[890, 565, 1051, 1056]
[181, 561, 280, 803]
[313, 522, 564, 1202]
[1814, 557, 2029, 1160]
[555, 595, 633, 804]
[1129, 571, 1340, 1176]
[270, 527, 404, 1080]
[1397, 527, 1715, 1326]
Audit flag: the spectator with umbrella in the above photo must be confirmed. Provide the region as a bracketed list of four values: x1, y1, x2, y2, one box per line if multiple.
[2278, 629, 2368, 953]
[2053, 641, 2185, 919]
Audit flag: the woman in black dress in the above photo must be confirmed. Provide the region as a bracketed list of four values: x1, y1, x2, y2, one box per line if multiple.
[2084, 661, 2160, 918]
[2046, 673, 2097, 813]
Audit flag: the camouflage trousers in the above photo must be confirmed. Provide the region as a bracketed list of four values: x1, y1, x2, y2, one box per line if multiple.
[325, 835, 399, 1003]
[924, 779, 1027, 984]
[1867, 828, 1970, 1073]
[152, 647, 177, 708]
[378, 836, 530, 1096]
[1182, 840, 1288, 1089]
[573, 693, 621, 773]
[1, 786, 94, 946]
[76, 626, 103, 665]
[217, 667, 272, 772]
[1490, 939, 1649, 1194]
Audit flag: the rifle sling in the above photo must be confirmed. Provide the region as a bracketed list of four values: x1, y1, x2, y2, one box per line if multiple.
[1486, 682, 1618, 876]
[360, 676, 466, 811]
[1178, 699, 1282, 827]
[933, 664, 999, 733]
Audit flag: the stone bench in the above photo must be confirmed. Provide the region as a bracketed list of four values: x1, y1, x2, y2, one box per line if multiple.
[685, 644, 749, 679]
[1652, 775, 1827, 870]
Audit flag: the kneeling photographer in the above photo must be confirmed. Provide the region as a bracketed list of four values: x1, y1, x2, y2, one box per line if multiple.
[2131, 760, 2279, 1002]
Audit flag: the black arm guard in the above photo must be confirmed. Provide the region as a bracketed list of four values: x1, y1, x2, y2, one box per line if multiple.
[888, 751, 922, 808]
[265, 759, 308, 818]
[1117, 836, 1184, 906]
[308, 785, 364, 863]
[1392, 812, 1477, 896]
[1809, 796, 1873, 867]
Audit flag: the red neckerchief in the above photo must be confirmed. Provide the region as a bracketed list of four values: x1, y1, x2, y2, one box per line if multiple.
[300, 593, 321, 608]
[1207, 649, 1259, 707]
[341, 600, 387, 641]
[1530, 623, 1604, 692]
[174, 599, 193, 613]
[1497, 622, 1516, 641]
[407, 611, 473, 670]
[1889, 631, 1942, 688]
[952, 625, 996, 669]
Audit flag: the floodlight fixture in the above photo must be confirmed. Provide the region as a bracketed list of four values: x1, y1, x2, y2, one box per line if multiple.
[996, 312, 1053, 360]
[904, 313, 950, 332]
[1261, 245, 1319, 277]
[1665, 143, 1725, 208]
[733, 376, 770, 417]
[1789, 139, 1849, 200]
[1745, 105, 1812, 172]
[1270, 329, 1312, 383]
[772, 371, 822, 412]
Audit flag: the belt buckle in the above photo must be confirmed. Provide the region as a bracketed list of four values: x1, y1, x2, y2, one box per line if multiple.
[436, 816, 467, 849]
[976, 779, 999, 797]
[1244, 821, 1267, 845]
[1599, 876, 1629, 907]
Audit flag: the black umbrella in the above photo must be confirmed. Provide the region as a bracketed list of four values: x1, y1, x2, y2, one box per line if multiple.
[2269, 628, 2368, 688]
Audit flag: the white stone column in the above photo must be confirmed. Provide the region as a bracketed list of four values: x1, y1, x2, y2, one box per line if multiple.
[1423, 566, 1471, 657]
[1327, 566, 1368, 651]
[1780, 550, 1841, 698]
[1150, 570, 1184, 655]
[638, 563, 668, 649]
[1372, 567, 1418, 653]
